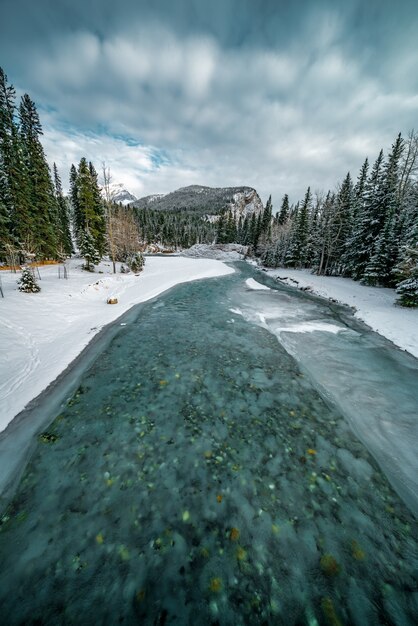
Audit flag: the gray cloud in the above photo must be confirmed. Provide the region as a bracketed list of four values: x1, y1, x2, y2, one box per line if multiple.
[1, 1, 417, 204]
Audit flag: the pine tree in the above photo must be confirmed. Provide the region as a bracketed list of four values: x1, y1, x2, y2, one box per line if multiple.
[53, 163, 73, 255]
[18, 266, 41, 292]
[79, 229, 100, 271]
[344, 150, 385, 280]
[88, 161, 106, 256]
[216, 211, 227, 243]
[128, 251, 145, 273]
[226, 210, 237, 242]
[0, 67, 31, 256]
[261, 195, 273, 234]
[0, 196, 10, 257]
[278, 194, 290, 225]
[330, 173, 354, 274]
[19, 94, 59, 258]
[362, 216, 399, 286]
[394, 186, 418, 305]
[396, 265, 418, 307]
[316, 192, 336, 275]
[69, 163, 82, 243]
[72, 158, 106, 261]
[361, 135, 404, 285]
[288, 187, 311, 267]
[306, 196, 321, 269]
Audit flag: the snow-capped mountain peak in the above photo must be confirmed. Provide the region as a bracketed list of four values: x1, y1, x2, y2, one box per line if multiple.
[103, 182, 138, 206]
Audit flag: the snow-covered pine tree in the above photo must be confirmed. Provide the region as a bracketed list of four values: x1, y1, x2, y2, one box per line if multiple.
[305, 195, 321, 270]
[88, 161, 106, 256]
[226, 210, 237, 242]
[362, 216, 399, 286]
[72, 158, 106, 261]
[361, 135, 404, 286]
[344, 150, 385, 280]
[330, 172, 354, 275]
[394, 185, 418, 305]
[261, 195, 273, 235]
[53, 163, 73, 256]
[79, 229, 100, 271]
[19, 94, 59, 259]
[396, 258, 418, 307]
[216, 210, 227, 243]
[0, 67, 31, 258]
[69, 163, 83, 244]
[18, 266, 40, 292]
[342, 159, 368, 275]
[278, 194, 290, 225]
[128, 252, 145, 273]
[316, 192, 336, 275]
[287, 187, 311, 267]
[284, 202, 300, 267]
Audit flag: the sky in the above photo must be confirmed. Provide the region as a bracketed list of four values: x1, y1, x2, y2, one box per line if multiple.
[1, 0, 418, 205]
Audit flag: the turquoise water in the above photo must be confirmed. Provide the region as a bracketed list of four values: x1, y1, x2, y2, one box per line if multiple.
[0, 265, 417, 625]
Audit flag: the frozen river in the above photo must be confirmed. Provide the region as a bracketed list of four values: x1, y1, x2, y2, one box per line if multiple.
[0, 263, 417, 624]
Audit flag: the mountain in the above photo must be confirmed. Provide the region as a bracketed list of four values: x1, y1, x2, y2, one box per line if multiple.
[133, 185, 263, 218]
[105, 182, 138, 206]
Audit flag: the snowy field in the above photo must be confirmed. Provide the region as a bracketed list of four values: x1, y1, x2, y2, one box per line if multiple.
[0, 257, 234, 433]
[263, 268, 418, 359]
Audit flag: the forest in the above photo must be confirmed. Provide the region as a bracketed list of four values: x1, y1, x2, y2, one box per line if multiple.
[1, 66, 417, 305]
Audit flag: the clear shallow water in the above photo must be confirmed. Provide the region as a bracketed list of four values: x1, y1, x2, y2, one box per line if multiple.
[0, 265, 417, 625]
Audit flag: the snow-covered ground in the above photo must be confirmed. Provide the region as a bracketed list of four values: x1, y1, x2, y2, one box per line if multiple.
[181, 243, 249, 260]
[0, 257, 233, 433]
[264, 268, 418, 359]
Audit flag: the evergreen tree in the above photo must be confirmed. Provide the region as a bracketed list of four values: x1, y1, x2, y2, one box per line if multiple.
[226, 210, 237, 242]
[71, 158, 106, 261]
[396, 264, 418, 307]
[261, 195, 273, 234]
[216, 211, 227, 243]
[306, 196, 321, 269]
[88, 161, 106, 255]
[362, 216, 399, 286]
[331, 173, 354, 274]
[361, 135, 404, 285]
[128, 251, 145, 273]
[69, 163, 82, 242]
[79, 229, 100, 271]
[287, 187, 311, 267]
[394, 187, 418, 305]
[19, 94, 58, 258]
[18, 266, 41, 292]
[53, 163, 73, 255]
[344, 150, 385, 280]
[316, 192, 336, 275]
[278, 194, 290, 225]
[0, 67, 31, 256]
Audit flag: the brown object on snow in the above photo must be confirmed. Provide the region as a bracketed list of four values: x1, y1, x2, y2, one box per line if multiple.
[107, 297, 118, 304]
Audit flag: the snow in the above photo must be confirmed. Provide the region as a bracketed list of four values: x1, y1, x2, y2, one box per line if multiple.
[105, 182, 138, 205]
[181, 244, 248, 260]
[245, 278, 270, 290]
[0, 257, 234, 433]
[266, 268, 418, 359]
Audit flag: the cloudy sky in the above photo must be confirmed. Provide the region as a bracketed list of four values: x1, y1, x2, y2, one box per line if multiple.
[1, 0, 417, 205]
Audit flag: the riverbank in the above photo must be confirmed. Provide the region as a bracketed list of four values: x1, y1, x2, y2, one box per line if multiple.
[262, 267, 418, 360]
[0, 257, 234, 433]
